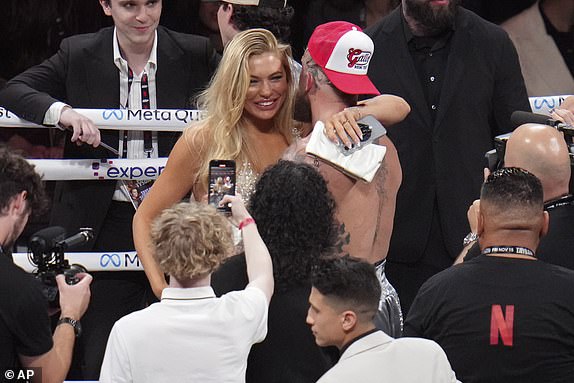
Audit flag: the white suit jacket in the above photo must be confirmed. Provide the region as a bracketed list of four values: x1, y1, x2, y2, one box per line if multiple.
[316, 331, 459, 383]
[502, 2, 574, 97]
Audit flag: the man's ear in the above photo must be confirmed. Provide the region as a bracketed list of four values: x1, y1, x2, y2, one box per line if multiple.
[8, 191, 28, 217]
[476, 203, 484, 236]
[99, 0, 112, 16]
[341, 311, 357, 332]
[540, 211, 550, 238]
[304, 71, 315, 93]
[222, 3, 234, 24]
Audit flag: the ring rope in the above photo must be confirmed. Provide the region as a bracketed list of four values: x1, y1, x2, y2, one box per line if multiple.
[0, 108, 204, 131]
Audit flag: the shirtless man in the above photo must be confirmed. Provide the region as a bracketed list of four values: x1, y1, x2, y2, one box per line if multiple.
[285, 21, 410, 336]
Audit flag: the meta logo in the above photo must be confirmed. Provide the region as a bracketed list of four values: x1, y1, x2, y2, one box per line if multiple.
[102, 109, 124, 121]
[532, 96, 565, 112]
[490, 304, 514, 347]
[100, 253, 121, 268]
[99, 253, 141, 268]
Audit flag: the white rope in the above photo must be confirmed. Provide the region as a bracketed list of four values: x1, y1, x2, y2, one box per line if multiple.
[0, 107, 203, 130]
[1, 97, 572, 130]
[12, 251, 144, 272]
[28, 158, 167, 180]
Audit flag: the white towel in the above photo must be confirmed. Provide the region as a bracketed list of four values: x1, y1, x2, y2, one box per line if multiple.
[305, 121, 386, 183]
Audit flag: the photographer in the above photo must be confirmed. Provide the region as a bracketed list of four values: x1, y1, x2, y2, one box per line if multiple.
[457, 123, 574, 270]
[0, 146, 91, 381]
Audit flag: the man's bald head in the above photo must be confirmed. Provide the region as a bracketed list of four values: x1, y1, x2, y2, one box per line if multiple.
[504, 124, 570, 201]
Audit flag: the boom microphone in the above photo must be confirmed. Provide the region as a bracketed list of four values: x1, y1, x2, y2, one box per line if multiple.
[29, 226, 66, 256]
[510, 111, 574, 133]
[56, 228, 94, 250]
[510, 111, 558, 128]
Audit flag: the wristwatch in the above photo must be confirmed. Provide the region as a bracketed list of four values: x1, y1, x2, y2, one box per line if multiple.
[57, 317, 82, 338]
[463, 232, 479, 247]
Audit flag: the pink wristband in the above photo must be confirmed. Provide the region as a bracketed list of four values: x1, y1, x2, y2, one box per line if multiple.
[238, 217, 255, 230]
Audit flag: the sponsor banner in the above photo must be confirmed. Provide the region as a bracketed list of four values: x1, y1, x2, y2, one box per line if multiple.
[13, 251, 143, 272]
[28, 158, 167, 181]
[0, 107, 204, 130]
[529, 95, 572, 115]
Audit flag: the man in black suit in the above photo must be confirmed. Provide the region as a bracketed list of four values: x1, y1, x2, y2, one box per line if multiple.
[364, 0, 530, 313]
[0, 0, 217, 378]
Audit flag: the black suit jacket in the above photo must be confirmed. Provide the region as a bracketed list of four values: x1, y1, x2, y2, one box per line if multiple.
[0, 26, 218, 247]
[365, 8, 530, 263]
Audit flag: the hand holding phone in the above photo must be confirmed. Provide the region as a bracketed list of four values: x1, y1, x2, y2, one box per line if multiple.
[208, 160, 236, 213]
[338, 115, 387, 156]
[219, 194, 250, 226]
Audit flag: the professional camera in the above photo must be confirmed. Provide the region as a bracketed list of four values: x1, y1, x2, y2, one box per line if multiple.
[486, 111, 574, 193]
[28, 226, 93, 307]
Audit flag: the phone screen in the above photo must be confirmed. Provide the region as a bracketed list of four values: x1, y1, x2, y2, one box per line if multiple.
[208, 160, 236, 212]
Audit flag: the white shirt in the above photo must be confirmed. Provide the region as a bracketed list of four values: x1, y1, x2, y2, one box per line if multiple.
[111, 28, 159, 201]
[99, 286, 269, 383]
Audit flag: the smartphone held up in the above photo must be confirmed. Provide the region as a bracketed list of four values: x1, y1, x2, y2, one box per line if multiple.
[208, 160, 236, 213]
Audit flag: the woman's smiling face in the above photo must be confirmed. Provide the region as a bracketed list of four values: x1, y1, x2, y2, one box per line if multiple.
[243, 52, 288, 123]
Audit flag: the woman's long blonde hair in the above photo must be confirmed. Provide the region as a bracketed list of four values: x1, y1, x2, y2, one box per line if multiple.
[189, 28, 295, 191]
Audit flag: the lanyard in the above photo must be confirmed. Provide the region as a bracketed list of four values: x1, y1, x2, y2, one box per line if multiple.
[122, 68, 152, 158]
[481, 246, 535, 257]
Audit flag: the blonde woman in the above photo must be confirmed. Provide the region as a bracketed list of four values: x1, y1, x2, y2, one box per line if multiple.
[134, 28, 295, 298]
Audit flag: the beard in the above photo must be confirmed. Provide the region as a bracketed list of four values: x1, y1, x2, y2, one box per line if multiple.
[404, 0, 460, 36]
[293, 88, 312, 123]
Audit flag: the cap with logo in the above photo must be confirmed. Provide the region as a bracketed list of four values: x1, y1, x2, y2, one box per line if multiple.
[307, 21, 379, 95]
[202, 0, 287, 7]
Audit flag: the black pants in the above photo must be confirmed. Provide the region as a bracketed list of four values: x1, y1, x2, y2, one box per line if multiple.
[68, 201, 155, 380]
[386, 202, 454, 316]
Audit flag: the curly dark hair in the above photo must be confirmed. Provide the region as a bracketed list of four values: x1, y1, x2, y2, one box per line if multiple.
[249, 160, 339, 291]
[227, 3, 294, 43]
[0, 146, 47, 216]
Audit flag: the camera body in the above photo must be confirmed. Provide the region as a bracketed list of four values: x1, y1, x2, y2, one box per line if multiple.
[35, 264, 86, 306]
[28, 226, 91, 307]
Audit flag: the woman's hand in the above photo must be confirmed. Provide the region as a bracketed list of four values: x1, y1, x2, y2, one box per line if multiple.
[323, 107, 364, 147]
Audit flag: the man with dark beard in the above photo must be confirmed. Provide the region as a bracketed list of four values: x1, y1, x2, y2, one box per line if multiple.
[364, 0, 531, 314]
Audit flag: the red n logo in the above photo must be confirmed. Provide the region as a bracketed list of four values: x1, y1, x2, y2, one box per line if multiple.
[490, 305, 514, 346]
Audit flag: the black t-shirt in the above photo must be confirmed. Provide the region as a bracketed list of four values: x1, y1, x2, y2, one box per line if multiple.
[405, 255, 574, 383]
[212, 254, 337, 383]
[0, 255, 53, 370]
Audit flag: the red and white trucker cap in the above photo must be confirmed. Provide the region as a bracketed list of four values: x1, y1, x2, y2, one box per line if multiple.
[307, 21, 380, 95]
